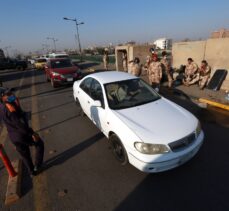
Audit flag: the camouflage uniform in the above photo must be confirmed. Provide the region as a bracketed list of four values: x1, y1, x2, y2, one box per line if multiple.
[103, 54, 109, 70]
[129, 62, 141, 76]
[148, 61, 162, 85]
[199, 65, 211, 89]
[122, 53, 128, 72]
[161, 57, 173, 87]
[183, 62, 199, 85]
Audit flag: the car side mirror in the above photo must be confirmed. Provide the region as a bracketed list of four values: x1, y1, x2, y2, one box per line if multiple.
[92, 100, 102, 107]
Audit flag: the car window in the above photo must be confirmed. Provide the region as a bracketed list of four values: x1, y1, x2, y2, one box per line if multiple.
[80, 77, 93, 95]
[90, 79, 104, 108]
[51, 59, 73, 68]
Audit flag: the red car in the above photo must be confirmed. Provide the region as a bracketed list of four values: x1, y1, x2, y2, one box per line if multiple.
[45, 58, 82, 88]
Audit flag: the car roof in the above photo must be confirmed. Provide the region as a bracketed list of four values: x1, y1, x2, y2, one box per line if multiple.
[86, 71, 137, 84]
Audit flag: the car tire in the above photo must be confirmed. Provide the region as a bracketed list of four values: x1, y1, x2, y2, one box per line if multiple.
[51, 79, 57, 88]
[16, 65, 23, 71]
[109, 134, 128, 165]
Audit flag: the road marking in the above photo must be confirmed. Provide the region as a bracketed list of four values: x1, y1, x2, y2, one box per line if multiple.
[31, 71, 51, 211]
[0, 70, 26, 145]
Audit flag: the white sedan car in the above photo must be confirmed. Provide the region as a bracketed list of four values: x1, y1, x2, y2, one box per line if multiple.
[73, 71, 204, 173]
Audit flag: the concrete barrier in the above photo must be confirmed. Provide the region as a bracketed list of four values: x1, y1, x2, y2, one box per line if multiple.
[172, 38, 229, 90]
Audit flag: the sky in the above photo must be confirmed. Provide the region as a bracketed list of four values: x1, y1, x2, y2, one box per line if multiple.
[0, 0, 229, 55]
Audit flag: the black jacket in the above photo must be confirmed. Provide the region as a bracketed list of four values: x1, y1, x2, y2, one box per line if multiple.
[0, 103, 34, 144]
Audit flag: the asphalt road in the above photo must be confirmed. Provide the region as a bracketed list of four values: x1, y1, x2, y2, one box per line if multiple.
[0, 67, 229, 211]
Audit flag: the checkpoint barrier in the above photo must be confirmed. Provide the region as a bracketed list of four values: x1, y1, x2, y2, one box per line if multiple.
[0, 144, 17, 177]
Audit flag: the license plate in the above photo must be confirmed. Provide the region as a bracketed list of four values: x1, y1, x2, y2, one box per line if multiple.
[67, 78, 73, 82]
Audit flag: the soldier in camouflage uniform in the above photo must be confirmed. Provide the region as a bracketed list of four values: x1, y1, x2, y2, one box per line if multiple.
[122, 52, 128, 72]
[103, 49, 109, 70]
[198, 60, 211, 89]
[148, 54, 162, 90]
[128, 57, 141, 77]
[183, 58, 199, 86]
[160, 51, 173, 88]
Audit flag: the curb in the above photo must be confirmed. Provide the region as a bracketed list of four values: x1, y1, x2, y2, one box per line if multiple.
[5, 159, 22, 206]
[199, 98, 229, 111]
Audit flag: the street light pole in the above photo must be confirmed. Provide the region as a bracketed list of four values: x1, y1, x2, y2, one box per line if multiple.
[47, 37, 58, 52]
[63, 17, 84, 61]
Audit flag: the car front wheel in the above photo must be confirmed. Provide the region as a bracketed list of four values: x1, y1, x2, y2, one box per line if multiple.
[109, 134, 128, 165]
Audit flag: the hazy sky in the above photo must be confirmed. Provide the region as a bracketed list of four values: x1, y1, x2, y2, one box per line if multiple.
[0, 0, 229, 54]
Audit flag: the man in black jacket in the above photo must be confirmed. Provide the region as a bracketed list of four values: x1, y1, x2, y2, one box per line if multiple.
[0, 90, 44, 175]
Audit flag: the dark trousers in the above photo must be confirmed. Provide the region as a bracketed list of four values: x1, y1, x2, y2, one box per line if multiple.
[15, 139, 44, 173]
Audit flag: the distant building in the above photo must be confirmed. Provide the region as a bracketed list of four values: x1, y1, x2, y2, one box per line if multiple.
[0, 49, 5, 59]
[153, 38, 172, 50]
[211, 28, 229, 38]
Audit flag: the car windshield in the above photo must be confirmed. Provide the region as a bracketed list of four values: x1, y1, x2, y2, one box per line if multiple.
[51, 59, 73, 68]
[104, 79, 161, 110]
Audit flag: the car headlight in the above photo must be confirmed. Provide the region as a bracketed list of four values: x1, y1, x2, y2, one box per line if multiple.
[134, 142, 170, 155]
[196, 121, 202, 138]
[52, 72, 60, 76]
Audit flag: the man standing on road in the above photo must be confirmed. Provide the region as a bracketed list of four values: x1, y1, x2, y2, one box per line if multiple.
[148, 54, 162, 91]
[103, 49, 109, 70]
[0, 90, 44, 176]
[183, 58, 199, 86]
[160, 51, 173, 88]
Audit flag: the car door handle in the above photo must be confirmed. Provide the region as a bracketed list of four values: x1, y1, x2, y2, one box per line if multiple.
[87, 101, 90, 104]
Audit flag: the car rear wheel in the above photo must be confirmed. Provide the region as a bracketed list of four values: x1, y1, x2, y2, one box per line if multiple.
[109, 134, 128, 165]
[16, 65, 24, 71]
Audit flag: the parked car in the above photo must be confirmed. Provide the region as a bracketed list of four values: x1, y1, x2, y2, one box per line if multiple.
[73, 71, 204, 173]
[0, 58, 28, 71]
[34, 58, 47, 70]
[45, 58, 82, 88]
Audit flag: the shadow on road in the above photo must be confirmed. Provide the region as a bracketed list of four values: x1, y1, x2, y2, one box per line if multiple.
[12, 81, 47, 92]
[20, 86, 71, 100]
[37, 115, 80, 132]
[43, 132, 104, 170]
[32, 100, 74, 115]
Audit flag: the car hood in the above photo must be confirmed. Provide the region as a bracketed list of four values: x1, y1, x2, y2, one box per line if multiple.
[111, 98, 197, 144]
[52, 66, 78, 74]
